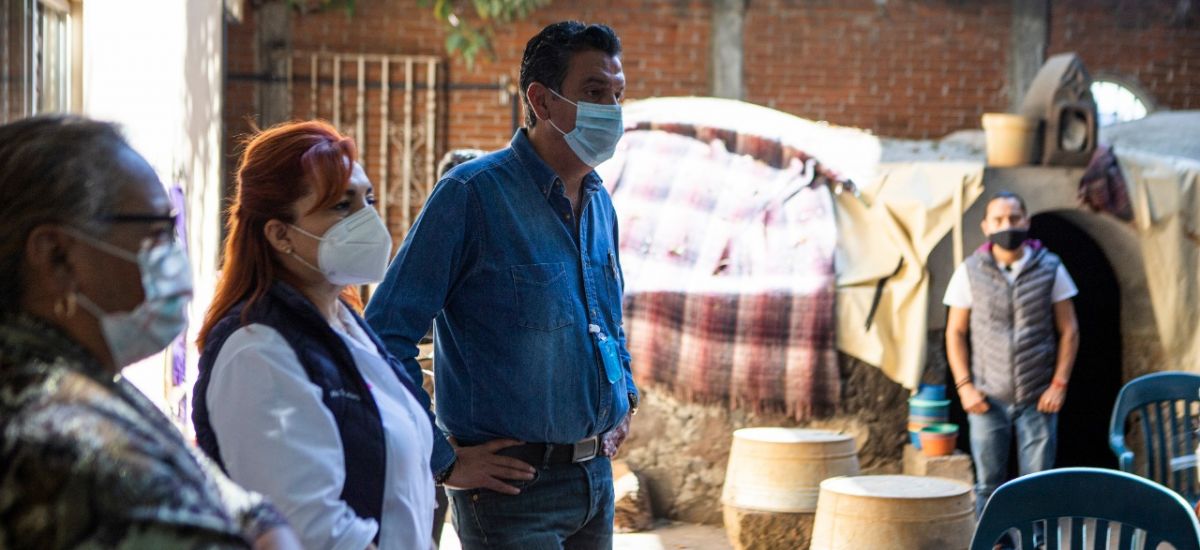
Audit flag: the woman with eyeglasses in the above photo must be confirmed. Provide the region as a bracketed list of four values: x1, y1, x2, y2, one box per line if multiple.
[192, 120, 436, 550]
[0, 115, 300, 549]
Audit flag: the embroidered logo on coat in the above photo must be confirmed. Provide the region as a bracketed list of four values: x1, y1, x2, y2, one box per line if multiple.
[328, 389, 362, 401]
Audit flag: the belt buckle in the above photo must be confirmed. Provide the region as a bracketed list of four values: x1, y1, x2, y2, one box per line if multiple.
[572, 435, 599, 463]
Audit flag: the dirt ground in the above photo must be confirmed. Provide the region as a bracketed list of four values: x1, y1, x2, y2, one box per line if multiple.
[438, 520, 735, 550]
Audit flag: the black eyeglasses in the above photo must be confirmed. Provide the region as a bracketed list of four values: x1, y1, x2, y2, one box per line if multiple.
[101, 210, 179, 230]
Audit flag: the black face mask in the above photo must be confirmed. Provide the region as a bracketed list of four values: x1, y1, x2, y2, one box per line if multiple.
[989, 228, 1029, 251]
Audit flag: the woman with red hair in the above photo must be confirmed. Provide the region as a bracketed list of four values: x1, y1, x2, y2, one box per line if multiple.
[192, 121, 435, 550]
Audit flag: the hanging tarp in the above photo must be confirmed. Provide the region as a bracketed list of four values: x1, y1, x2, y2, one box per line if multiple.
[834, 162, 984, 389]
[1121, 149, 1200, 372]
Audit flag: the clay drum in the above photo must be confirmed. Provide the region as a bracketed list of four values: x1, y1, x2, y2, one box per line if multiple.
[810, 475, 974, 550]
[721, 428, 860, 550]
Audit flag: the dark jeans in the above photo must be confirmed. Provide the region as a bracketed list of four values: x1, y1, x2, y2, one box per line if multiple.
[433, 486, 448, 544]
[449, 456, 614, 549]
[968, 397, 1057, 516]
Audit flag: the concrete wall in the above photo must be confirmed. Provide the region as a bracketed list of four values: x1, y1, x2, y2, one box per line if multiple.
[82, 0, 224, 419]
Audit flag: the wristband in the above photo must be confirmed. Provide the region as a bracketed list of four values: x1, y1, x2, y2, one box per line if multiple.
[954, 376, 972, 390]
[1051, 378, 1069, 390]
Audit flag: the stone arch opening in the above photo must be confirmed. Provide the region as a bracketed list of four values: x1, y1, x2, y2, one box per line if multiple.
[1029, 211, 1122, 468]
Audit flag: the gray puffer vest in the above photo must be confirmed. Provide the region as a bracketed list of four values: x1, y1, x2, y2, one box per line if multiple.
[966, 245, 1061, 405]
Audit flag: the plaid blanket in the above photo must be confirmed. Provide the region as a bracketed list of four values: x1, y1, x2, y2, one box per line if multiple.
[599, 130, 840, 419]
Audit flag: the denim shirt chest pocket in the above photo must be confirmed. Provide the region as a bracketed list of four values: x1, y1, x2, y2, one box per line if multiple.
[511, 262, 575, 331]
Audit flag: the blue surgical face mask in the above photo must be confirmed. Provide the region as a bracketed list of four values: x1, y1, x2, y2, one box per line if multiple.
[66, 228, 193, 368]
[543, 87, 624, 168]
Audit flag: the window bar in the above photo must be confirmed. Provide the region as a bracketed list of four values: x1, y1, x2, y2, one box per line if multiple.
[285, 51, 293, 120]
[332, 55, 340, 131]
[2, 0, 10, 122]
[355, 55, 365, 159]
[309, 53, 317, 120]
[425, 59, 436, 200]
[402, 57, 413, 231]
[379, 57, 389, 225]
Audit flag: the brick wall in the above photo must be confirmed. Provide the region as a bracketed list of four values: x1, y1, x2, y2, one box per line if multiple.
[744, 0, 1012, 138]
[1049, 0, 1200, 111]
[223, 0, 1199, 166]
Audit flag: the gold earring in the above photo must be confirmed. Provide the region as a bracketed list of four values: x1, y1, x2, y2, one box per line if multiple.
[54, 291, 77, 318]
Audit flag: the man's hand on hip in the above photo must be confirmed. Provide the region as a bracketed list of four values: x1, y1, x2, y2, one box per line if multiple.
[958, 384, 990, 415]
[445, 437, 536, 495]
[1037, 384, 1067, 413]
[601, 413, 631, 458]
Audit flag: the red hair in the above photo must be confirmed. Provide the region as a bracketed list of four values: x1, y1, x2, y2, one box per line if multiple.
[198, 120, 361, 351]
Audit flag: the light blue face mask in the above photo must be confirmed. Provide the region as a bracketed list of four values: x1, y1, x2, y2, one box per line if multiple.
[544, 87, 624, 167]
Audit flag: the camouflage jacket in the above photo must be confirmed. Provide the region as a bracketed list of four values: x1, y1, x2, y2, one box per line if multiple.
[0, 313, 288, 549]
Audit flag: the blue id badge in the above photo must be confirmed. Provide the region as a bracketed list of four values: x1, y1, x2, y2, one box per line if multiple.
[590, 323, 624, 384]
[597, 335, 624, 384]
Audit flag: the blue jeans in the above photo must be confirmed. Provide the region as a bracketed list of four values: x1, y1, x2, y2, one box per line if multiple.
[968, 397, 1057, 516]
[449, 456, 614, 549]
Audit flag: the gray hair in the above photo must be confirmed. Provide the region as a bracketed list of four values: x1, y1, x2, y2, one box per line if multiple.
[0, 115, 132, 313]
[437, 148, 486, 178]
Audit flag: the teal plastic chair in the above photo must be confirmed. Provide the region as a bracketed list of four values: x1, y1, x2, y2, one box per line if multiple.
[1109, 371, 1200, 503]
[970, 467, 1200, 550]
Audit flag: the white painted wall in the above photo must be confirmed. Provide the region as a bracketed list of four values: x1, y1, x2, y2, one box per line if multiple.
[81, 0, 223, 432]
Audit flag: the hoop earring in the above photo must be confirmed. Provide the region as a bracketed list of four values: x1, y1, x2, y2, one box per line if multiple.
[54, 291, 77, 319]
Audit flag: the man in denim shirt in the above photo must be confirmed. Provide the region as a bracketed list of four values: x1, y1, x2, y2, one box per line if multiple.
[366, 21, 637, 549]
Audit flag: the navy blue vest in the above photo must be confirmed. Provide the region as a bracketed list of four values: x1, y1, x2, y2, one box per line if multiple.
[193, 282, 428, 535]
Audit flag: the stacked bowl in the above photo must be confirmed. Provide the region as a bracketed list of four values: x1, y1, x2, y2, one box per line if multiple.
[908, 384, 949, 450]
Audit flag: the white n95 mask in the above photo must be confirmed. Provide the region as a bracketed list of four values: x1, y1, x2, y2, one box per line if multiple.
[545, 87, 624, 168]
[289, 206, 393, 286]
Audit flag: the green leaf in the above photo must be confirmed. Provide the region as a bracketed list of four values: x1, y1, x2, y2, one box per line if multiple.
[440, 0, 455, 20]
[412, 0, 555, 66]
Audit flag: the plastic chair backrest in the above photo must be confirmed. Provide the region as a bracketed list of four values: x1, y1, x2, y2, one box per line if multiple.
[970, 467, 1200, 550]
[1109, 371, 1200, 503]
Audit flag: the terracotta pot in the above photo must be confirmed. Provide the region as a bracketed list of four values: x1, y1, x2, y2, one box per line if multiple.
[919, 424, 959, 457]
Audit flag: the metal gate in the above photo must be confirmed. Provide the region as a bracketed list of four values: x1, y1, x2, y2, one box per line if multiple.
[289, 52, 443, 240]
[2, 0, 74, 124]
[3, 0, 37, 123]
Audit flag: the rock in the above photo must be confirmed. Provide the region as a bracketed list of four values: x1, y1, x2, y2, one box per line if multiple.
[722, 504, 814, 550]
[613, 460, 654, 533]
[902, 444, 976, 487]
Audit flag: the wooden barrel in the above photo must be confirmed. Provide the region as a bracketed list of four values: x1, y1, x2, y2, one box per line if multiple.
[810, 475, 974, 550]
[721, 428, 859, 550]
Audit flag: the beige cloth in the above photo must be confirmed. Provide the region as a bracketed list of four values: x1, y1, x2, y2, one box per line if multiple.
[1121, 149, 1200, 371]
[835, 162, 984, 389]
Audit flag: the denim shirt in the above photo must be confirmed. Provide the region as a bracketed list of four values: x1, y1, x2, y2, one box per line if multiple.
[365, 130, 637, 473]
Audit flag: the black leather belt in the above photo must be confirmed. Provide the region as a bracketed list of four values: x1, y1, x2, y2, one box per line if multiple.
[460, 436, 601, 467]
